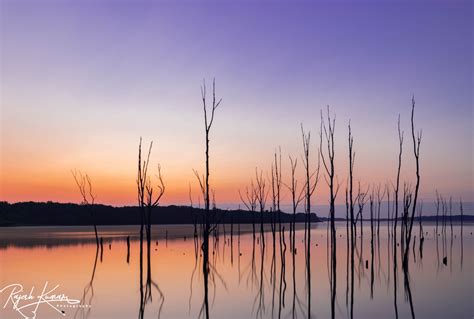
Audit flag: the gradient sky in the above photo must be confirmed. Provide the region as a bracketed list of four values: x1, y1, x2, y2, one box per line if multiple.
[1, 0, 472, 212]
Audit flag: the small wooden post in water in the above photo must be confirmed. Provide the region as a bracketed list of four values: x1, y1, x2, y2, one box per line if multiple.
[126, 236, 130, 264]
[100, 237, 104, 262]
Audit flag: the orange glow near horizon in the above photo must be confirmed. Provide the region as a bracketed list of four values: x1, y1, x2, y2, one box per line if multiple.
[2, 151, 470, 208]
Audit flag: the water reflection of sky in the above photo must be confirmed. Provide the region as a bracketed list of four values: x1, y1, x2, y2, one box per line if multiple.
[0, 223, 471, 319]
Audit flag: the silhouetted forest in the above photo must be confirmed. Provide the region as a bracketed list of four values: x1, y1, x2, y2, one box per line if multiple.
[1, 201, 470, 227]
[0, 201, 319, 226]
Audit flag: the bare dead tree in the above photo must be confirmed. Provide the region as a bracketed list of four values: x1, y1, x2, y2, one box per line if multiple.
[284, 155, 305, 252]
[435, 190, 440, 235]
[144, 164, 165, 308]
[136, 137, 165, 314]
[393, 115, 404, 248]
[354, 182, 369, 281]
[449, 196, 453, 237]
[418, 201, 424, 258]
[320, 106, 339, 319]
[136, 138, 165, 318]
[271, 165, 277, 243]
[193, 78, 222, 230]
[320, 107, 340, 233]
[136, 138, 165, 261]
[348, 121, 356, 241]
[346, 119, 357, 315]
[189, 183, 199, 244]
[255, 168, 269, 248]
[355, 183, 369, 239]
[376, 184, 386, 238]
[145, 162, 165, 249]
[239, 180, 258, 241]
[275, 147, 282, 233]
[460, 199, 464, 268]
[273, 148, 283, 236]
[403, 96, 422, 268]
[345, 186, 350, 307]
[441, 195, 447, 237]
[301, 122, 319, 319]
[369, 190, 375, 299]
[386, 184, 391, 237]
[401, 183, 412, 254]
[145, 163, 165, 236]
[301, 125, 310, 242]
[72, 170, 99, 248]
[355, 182, 369, 286]
[301, 124, 320, 248]
[370, 190, 375, 242]
[399, 181, 416, 318]
[137, 138, 152, 229]
[193, 78, 222, 319]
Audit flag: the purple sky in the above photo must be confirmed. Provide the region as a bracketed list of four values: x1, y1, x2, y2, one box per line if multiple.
[1, 0, 472, 213]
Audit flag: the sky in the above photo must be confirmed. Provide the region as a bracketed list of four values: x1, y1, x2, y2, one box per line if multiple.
[0, 0, 472, 214]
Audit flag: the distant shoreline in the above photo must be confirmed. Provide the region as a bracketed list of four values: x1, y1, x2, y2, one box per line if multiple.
[1, 201, 473, 227]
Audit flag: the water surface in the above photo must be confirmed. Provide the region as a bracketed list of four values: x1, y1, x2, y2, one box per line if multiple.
[0, 222, 472, 318]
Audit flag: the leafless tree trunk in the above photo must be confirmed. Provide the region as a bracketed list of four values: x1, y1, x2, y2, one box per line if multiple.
[435, 190, 440, 235]
[369, 191, 375, 299]
[136, 137, 165, 318]
[145, 161, 165, 289]
[345, 187, 349, 307]
[418, 201, 424, 258]
[386, 187, 391, 237]
[270, 148, 282, 259]
[239, 180, 258, 241]
[320, 106, 339, 319]
[347, 121, 356, 241]
[442, 196, 447, 237]
[72, 170, 99, 248]
[301, 125, 319, 249]
[255, 168, 268, 248]
[272, 148, 282, 242]
[393, 114, 404, 254]
[320, 107, 339, 230]
[300, 123, 319, 319]
[449, 197, 453, 237]
[137, 138, 151, 239]
[403, 97, 422, 269]
[401, 183, 412, 258]
[346, 120, 357, 317]
[285, 156, 305, 253]
[271, 166, 277, 248]
[376, 184, 386, 238]
[301, 125, 310, 243]
[355, 184, 368, 246]
[193, 79, 222, 319]
[460, 199, 464, 268]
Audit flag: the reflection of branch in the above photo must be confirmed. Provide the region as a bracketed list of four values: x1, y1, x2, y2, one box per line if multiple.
[403, 267, 415, 318]
[243, 244, 259, 291]
[209, 263, 228, 291]
[254, 244, 266, 318]
[188, 254, 199, 314]
[150, 279, 165, 319]
[197, 235, 228, 319]
[278, 227, 287, 319]
[74, 246, 99, 319]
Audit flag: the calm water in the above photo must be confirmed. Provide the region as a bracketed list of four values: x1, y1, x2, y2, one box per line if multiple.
[0, 222, 472, 319]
